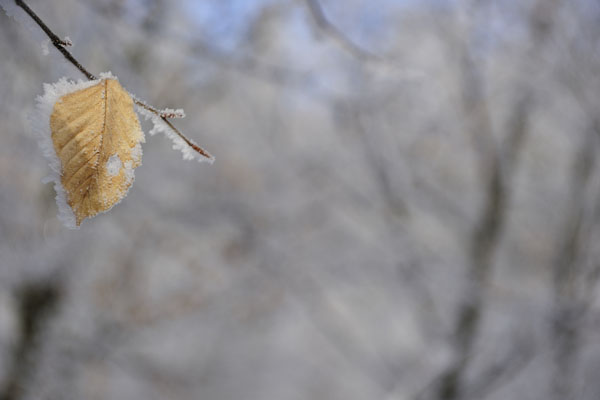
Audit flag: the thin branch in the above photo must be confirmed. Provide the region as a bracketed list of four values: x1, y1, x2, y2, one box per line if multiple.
[14, 0, 213, 161]
[421, 2, 559, 399]
[15, 0, 95, 80]
[162, 117, 213, 160]
[133, 99, 214, 160]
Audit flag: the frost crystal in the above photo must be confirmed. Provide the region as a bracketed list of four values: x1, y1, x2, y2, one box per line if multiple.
[33, 72, 124, 229]
[135, 104, 214, 163]
[123, 161, 135, 185]
[131, 142, 143, 163]
[33, 76, 110, 229]
[160, 108, 186, 119]
[106, 154, 122, 177]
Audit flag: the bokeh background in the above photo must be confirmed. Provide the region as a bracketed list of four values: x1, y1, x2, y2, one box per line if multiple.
[1, 0, 600, 399]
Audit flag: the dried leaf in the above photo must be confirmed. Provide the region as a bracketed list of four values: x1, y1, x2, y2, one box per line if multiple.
[46, 76, 144, 226]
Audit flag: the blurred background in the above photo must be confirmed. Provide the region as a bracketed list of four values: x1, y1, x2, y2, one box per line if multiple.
[1, 0, 600, 399]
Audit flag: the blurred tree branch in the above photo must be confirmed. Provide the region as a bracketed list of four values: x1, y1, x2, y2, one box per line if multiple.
[85, 1, 318, 90]
[0, 281, 61, 400]
[303, 0, 382, 62]
[463, 336, 535, 400]
[550, 119, 599, 400]
[423, 1, 561, 399]
[345, 102, 408, 217]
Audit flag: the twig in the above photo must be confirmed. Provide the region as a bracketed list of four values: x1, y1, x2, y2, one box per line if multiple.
[132, 100, 213, 159]
[14, 0, 213, 161]
[15, 0, 95, 80]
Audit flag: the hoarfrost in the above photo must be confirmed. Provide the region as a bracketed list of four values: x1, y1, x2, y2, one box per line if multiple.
[160, 108, 186, 118]
[33, 72, 120, 229]
[99, 71, 117, 80]
[106, 154, 122, 177]
[131, 142, 143, 163]
[135, 104, 214, 164]
[123, 161, 135, 185]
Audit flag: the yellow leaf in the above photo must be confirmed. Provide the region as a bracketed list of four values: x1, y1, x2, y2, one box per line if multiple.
[49, 77, 144, 226]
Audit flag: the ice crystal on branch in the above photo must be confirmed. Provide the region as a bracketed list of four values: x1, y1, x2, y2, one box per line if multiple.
[135, 104, 214, 163]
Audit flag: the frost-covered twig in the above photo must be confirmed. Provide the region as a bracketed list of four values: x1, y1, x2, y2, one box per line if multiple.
[135, 104, 213, 161]
[11, 0, 213, 163]
[132, 97, 213, 162]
